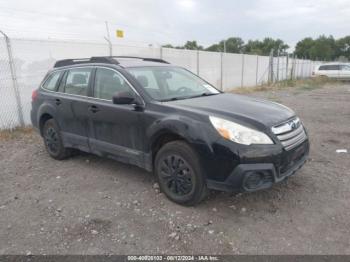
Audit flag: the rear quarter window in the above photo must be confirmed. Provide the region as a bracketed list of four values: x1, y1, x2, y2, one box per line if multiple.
[42, 71, 62, 91]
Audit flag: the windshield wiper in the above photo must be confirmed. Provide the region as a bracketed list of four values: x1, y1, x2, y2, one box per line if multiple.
[160, 93, 218, 102]
[188, 92, 219, 99]
[160, 97, 181, 102]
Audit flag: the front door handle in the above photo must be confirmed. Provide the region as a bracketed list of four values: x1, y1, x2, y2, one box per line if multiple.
[55, 98, 61, 106]
[89, 105, 100, 113]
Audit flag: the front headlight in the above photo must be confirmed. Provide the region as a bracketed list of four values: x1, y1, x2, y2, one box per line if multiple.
[209, 116, 273, 145]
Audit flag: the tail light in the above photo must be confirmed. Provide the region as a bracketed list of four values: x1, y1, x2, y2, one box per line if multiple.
[32, 89, 38, 101]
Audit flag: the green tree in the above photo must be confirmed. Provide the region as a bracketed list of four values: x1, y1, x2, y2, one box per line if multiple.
[244, 38, 289, 56]
[309, 35, 336, 60]
[244, 40, 264, 55]
[183, 40, 203, 50]
[294, 37, 315, 59]
[206, 37, 244, 53]
[336, 36, 350, 60]
[162, 44, 174, 48]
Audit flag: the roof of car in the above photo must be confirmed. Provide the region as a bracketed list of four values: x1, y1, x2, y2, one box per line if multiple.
[319, 62, 349, 66]
[53, 56, 171, 69]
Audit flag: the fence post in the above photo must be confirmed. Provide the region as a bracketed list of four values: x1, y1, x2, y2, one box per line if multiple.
[276, 51, 280, 82]
[159, 46, 163, 59]
[241, 54, 245, 88]
[196, 49, 199, 75]
[220, 52, 223, 90]
[0, 30, 24, 127]
[294, 56, 298, 80]
[285, 54, 289, 81]
[268, 49, 274, 84]
[255, 55, 259, 86]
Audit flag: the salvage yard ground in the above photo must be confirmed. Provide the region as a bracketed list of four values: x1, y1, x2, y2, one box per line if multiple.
[0, 83, 349, 255]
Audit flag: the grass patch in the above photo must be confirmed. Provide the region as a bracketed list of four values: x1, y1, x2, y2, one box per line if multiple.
[230, 77, 338, 94]
[0, 126, 33, 141]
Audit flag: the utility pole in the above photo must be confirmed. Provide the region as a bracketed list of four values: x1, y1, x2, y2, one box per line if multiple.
[223, 40, 226, 53]
[104, 21, 112, 56]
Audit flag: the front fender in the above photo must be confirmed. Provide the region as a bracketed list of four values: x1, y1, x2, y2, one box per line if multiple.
[146, 114, 218, 154]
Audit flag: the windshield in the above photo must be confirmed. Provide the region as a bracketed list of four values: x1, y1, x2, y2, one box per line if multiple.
[127, 66, 220, 101]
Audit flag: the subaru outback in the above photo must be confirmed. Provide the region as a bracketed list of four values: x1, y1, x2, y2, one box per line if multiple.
[31, 56, 309, 205]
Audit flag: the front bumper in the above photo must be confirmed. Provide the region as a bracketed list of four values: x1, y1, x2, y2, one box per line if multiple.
[206, 139, 309, 192]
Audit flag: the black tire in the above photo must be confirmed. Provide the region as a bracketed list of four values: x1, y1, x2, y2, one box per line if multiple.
[42, 119, 72, 160]
[155, 141, 208, 206]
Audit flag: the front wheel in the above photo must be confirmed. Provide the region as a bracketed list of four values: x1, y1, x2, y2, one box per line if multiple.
[154, 141, 208, 206]
[42, 119, 72, 160]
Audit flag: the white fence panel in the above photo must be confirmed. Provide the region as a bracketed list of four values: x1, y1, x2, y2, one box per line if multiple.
[242, 54, 258, 87]
[113, 45, 161, 58]
[162, 48, 197, 73]
[198, 51, 221, 89]
[257, 56, 269, 85]
[222, 53, 242, 90]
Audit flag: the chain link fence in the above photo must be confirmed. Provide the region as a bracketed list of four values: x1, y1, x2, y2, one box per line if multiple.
[0, 36, 323, 130]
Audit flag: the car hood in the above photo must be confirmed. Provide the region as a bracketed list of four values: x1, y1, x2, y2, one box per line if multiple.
[164, 93, 295, 128]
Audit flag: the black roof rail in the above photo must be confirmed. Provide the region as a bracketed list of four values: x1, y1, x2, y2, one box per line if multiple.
[53, 56, 170, 68]
[113, 56, 170, 64]
[53, 56, 119, 68]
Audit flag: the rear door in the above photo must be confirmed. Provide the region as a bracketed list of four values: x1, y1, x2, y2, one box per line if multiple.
[88, 67, 145, 167]
[55, 67, 93, 151]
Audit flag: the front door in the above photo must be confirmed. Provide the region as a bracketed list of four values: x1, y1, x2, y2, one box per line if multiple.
[88, 67, 145, 167]
[338, 64, 350, 79]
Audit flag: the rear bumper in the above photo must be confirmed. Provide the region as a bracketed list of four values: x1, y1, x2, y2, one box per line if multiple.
[206, 140, 309, 192]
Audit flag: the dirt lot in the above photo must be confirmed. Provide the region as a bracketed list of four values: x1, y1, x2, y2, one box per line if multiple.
[0, 83, 350, 255]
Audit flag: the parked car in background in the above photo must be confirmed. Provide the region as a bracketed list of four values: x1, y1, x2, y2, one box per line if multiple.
[31, 56, 310, 206]
[313, 63, 350, 79]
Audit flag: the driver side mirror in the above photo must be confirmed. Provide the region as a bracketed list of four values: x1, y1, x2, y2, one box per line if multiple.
[112, 91, 144, 109]
[112, 91, 135, 105]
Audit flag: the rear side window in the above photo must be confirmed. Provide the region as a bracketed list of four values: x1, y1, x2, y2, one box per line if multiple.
[42, 71, 62, 91]
[65, 68, 92, 96]
[319, 65, 340, 70]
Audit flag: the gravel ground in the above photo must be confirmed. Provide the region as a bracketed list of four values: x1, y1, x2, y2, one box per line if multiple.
[0, 83, 349, 255]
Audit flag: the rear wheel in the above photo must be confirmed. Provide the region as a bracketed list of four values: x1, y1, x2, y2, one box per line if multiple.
[155, 141, 208, 206]
[42, 119, 71, 160]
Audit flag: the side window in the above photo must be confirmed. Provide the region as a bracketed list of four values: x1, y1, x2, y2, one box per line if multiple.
[340, 65, 350, 71]
[65, 68, 92, 96]
[94, 68, 133, 100]
[42, 71, 62, 91]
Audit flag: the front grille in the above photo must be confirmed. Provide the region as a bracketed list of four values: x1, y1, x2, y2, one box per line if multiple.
[272, 117, 307, 151]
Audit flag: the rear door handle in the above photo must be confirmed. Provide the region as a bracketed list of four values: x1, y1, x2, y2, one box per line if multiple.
[55, 98, 61, 105]
[89, 105, 100, 113]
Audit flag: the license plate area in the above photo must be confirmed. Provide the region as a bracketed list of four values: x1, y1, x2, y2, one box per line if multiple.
[278, 142, 307, 177]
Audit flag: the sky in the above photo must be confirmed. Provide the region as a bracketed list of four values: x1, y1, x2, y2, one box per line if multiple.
[0, 0, 350, 49]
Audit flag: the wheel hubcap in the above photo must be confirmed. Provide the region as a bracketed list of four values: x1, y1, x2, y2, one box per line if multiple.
[45, 127, 59, 154]
[159, 155, 193, 196]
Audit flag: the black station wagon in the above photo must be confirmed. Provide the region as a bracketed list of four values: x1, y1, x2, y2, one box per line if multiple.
[31, 56, 309, 205]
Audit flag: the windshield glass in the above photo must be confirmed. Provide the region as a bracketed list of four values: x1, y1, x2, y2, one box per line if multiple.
[127, 66, 220, 101]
